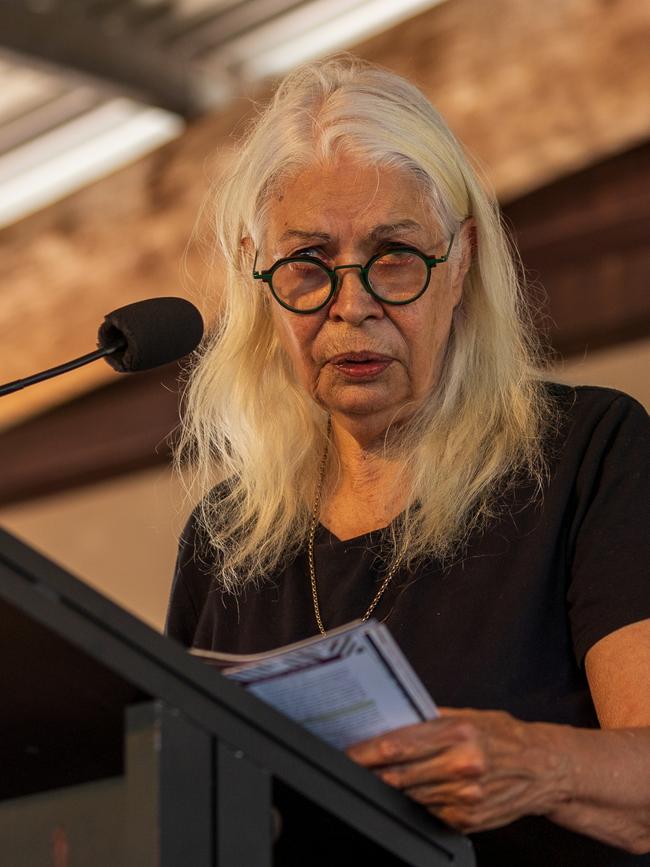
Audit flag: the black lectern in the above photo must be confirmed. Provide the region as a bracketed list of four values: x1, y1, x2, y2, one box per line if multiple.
[0, 527, 475, 866]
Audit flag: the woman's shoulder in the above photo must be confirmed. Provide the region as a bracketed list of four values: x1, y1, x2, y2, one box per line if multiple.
[175, 480, 234, 582]
[546, 380, 647, 419]
[535, 382, 648, 538]
[165, 483, 232, 644]
[543, 381, 648, 454]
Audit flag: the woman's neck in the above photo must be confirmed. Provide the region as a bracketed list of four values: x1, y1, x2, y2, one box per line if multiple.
[318, 420, 408, 540]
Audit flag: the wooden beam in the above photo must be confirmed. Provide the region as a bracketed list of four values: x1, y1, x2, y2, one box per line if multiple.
[1, 0, 648, 432]
[505, 141, 650, 355]
[0, 364, 180, 507]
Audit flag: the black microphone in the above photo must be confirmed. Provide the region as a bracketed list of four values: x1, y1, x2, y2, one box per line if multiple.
[0, 297, 204, 397]
[97, 297, 204, 373]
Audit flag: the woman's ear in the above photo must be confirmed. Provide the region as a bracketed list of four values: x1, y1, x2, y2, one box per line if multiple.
[450, 217, 475, 307]
[240, 236, 255, 260]
[458, 217, 476, 273]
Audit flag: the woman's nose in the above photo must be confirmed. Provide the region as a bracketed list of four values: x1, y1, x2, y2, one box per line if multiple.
[327, 266, 383, 324]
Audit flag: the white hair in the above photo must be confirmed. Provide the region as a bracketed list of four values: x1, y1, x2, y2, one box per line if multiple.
[177, 55, 554, 592]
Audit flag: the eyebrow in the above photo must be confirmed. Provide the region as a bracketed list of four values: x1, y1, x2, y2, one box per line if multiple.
[277, 220, 425, 246]
[369, 220, 424, 241]
[278, 229, 333, 243]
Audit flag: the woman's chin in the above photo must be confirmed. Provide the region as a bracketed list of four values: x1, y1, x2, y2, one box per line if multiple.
[320, 387, 397, 417]
[323, 398, 415, 439]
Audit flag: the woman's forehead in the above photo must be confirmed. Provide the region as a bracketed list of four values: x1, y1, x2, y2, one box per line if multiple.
[263, 159, 441, 246]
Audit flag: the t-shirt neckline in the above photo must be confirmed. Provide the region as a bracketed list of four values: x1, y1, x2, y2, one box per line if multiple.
[316, 521, 391, 545]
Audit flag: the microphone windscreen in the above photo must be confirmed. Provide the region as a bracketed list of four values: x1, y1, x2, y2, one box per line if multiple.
[98, 297, 204, 373]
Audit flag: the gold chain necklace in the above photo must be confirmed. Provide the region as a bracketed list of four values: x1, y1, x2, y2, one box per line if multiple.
[308, 424, 403, 636]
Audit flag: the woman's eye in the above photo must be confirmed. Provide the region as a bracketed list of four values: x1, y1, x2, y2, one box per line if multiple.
[295, 247, 324, 259]
[290, 248, 332, 267]
[382, 243, 417, 253]
[375, 251, 417, 269]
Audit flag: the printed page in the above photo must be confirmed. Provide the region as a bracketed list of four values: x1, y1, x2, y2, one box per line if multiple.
[225, 621, 437, 749]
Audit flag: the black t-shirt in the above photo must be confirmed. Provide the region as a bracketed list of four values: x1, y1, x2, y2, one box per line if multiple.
[166, 384, 650, 866]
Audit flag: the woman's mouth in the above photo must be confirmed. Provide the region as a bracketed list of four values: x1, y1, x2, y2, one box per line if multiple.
[329, 352, 393, 379]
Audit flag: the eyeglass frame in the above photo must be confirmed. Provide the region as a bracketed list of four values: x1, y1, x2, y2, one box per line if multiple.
[252, 234, 455, 314]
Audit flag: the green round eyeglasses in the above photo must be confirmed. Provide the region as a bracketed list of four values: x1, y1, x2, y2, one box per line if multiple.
[252, 235, 455, 314]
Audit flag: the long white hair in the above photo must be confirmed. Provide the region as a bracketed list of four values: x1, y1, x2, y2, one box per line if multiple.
[177, 55, 553, 592]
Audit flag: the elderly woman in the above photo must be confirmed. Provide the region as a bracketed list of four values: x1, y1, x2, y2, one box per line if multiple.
[166, 57, 650, 865]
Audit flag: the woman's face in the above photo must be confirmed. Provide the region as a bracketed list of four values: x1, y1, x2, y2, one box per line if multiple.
[261, 156, 471, 443]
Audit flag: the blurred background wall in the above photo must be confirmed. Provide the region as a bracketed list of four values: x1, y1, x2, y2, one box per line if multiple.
[0, 0, 648, 631]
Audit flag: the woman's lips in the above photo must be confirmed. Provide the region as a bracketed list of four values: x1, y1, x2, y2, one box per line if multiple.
[329, 352, 393, 379]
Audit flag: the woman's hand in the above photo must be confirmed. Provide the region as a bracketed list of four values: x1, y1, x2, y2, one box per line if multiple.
[346, 708, 574, 834]
[346, 621, 650, 852]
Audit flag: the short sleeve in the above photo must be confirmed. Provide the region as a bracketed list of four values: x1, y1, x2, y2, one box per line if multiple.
[567, 392, 650, 665]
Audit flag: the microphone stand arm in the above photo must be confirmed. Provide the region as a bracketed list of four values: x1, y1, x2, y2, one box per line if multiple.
[0, 341, 126, 397]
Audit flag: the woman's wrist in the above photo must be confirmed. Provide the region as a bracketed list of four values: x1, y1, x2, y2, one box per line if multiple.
[513, 719, 577, 814]
[541, 725, 650, 853]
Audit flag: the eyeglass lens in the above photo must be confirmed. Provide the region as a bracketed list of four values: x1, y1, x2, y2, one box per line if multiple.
[272, 251, 429, 311]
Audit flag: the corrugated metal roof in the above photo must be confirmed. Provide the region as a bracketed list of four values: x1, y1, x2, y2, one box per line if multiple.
[0, 0, 444, 226]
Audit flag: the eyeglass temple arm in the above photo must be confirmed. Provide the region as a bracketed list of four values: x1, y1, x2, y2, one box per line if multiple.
[438, 233, 455, 263]
[252, 250, 269, 280]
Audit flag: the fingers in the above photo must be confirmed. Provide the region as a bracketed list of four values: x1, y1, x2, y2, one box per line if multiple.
[416, 777, 537, 834]
[377, 743, 487, 788]
[347, 715, 482, 768]
[405, 774, 528, 808]
[435, 801, 528, 834]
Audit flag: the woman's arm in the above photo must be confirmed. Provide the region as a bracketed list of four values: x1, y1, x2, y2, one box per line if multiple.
[547, 618, 650, 852]
[347, 618, 650, 854]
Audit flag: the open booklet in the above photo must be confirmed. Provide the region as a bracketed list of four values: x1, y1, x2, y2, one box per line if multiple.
[191, 619, 437, 750]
